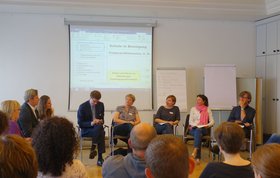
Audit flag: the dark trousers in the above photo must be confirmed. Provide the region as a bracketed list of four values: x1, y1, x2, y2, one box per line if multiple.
[189, 127, 207, 159]
[81, 125, 105, 154]
[155, 124, 173, 135]
[113, 123, 133, 143]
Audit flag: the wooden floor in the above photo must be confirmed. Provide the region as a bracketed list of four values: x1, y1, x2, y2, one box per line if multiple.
[79, 143, 250, 178]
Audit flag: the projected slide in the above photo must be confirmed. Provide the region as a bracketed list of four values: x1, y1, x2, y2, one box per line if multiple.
[69, 25, 153, 110]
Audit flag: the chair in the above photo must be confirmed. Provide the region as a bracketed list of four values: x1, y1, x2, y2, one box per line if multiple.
[182, 114, 212, 156]
[247, 123, 256, 160]
[153, 114, 178, 135]
[183, 114, 212, 143]
[110, 121, 130, 156]
[77, 124, 109, 162]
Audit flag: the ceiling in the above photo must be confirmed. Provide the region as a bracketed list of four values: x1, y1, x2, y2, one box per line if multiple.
[0, 0, 273, 21]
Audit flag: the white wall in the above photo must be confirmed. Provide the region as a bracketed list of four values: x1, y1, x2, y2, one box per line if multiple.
[0, 13, 256, 132]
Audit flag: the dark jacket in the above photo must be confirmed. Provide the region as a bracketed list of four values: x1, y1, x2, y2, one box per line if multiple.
[77, 100, 104, 134]
[17, 102, 39, 137]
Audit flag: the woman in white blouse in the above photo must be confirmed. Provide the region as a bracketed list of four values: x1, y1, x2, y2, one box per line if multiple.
[189, 94, 214, 164]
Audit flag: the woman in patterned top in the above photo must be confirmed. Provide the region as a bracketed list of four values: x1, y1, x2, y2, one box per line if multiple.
[113, 94, 141, 144]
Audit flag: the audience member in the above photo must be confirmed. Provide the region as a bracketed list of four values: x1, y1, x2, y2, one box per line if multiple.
[1, 100, 22, 136]
[0, 135, 38, 178]
[251, 144, 280, 178]
[103, 123, 156, 178]
[145, 135, 195, 178]
[265, 133, 280, 144]
[200, 122, 254, 178]
[0, 110, 8, 135]
[228, 91, 255, 139]
[18, 88, 40, 137]
[113, 94, 141, 144]
[37, 95, 53, 120]
[189, 94, 214, 164]
[32, 116, 88, 178]
[154, 95, 180, 134]
[77, 90, 105, 166]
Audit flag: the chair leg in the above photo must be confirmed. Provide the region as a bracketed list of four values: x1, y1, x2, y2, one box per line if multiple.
[80, 137, 83, 162]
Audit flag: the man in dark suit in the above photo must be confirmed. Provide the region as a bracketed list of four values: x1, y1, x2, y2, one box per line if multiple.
[18, 89, 39, 137]
[77, 90, 105, 166]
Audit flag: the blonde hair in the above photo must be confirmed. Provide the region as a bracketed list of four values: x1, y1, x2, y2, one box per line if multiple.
[1, 100, 20, 119]
[126, 94, 136, 102]
[0, 135, 38, 178]
[252, 144, 280, 178]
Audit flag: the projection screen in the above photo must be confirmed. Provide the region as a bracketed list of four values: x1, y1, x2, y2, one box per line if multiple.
[69, 23, 153, 111]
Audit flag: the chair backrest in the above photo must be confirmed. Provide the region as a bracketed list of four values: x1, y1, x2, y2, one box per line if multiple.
[153, 114, 156, 127]
[184, 114, 190, 135]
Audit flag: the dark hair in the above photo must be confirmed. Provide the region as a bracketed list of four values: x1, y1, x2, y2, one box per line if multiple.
[32, 117, 78, 176]
[0, 135, 38, 178]
[214, 122, 244, 154]
[37, 95, 53, 120]
[0, 110, 8, 135]
[239, 91, 252, 104]
[145, 135, 189, 178]
[90, 90, 101, 100]
[252, 144, 280, 178]
[166, 95, 176, 104]
[197, 94, 209, 106]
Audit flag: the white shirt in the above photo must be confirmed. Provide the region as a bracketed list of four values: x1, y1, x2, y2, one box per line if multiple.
[189, 107, 215, 127]
[27, 102, 38, 118]
[37, 159, 88, 178]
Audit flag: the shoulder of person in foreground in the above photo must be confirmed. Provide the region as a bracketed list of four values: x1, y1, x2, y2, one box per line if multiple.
[63, 159, 88, 178]
[102, 155, 127, 178]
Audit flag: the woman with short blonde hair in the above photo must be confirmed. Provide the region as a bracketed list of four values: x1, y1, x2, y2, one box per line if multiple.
[1, 100, 22, 136]
[113, 94, 141, 144]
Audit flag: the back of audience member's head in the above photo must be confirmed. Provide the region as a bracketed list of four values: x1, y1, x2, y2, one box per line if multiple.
[214, 122, 244, 154]
[129, 122, 157, 151]
[32, 116, 78, 176]
[24, 88, 38, 102]
[252, 144, 280, 178]
[145, 135, 194, 178]
[1, 100, 20, 119]
[0, 110, 8, 135]
[0, 135, 38, 178]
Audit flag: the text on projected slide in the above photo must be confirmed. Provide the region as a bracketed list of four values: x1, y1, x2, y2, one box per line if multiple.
[70, 26, 152, 89]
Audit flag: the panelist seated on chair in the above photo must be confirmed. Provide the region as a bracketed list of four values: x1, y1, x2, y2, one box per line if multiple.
[77, 90, 105, 166]
[18, 88, 40, 138]
[189, 94, 214, 164]
[154, 95, 180, 135]
[113, 94, 141, 144]
[228, 91, 255, 139]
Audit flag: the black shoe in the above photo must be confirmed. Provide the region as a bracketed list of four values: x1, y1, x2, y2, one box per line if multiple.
[89, 150, 97, 159]
[97, 158, 104, 166]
